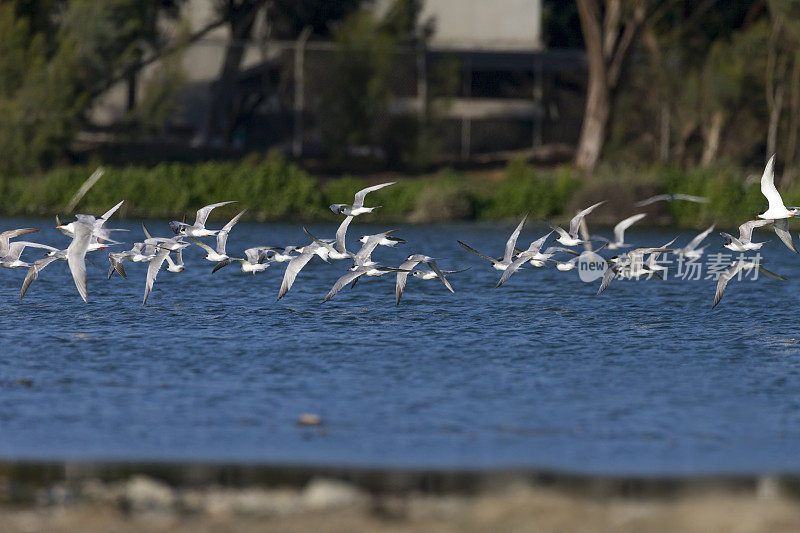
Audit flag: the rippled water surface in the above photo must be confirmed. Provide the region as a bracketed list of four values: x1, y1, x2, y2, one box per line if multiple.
[1, 217, 800, 475]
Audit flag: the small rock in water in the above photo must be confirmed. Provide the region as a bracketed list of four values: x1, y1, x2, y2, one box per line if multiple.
[297, 413, 322, 426]
[14, 379, 33, 388]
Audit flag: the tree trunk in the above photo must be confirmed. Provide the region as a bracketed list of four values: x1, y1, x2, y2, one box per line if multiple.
[674, 120, 697, 166]
[574, 0, 647, 172]
[197, 1, 264, 146]
[126, 71, 137, 112]
[659, 103, 670, 163]
[575, 0, 608, 173]
[90, 18, 229, 102]
[700, 111, 725, 166]
[785, 52, 800, 187]
[293, 26, 311, 158]
[767, 84, 784, 162]
[575, 68, 610, 172]
[765, 16, 788, 164]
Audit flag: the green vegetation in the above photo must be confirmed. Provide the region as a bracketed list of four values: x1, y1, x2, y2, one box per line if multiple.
[0, 151, 789, 228]
[656, 165, 800, 228]
[0, 1, 187, 175]
[319, 0, 457, 171]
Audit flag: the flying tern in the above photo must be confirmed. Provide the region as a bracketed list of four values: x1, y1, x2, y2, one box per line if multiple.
[634, 194, 709, 207]
[322, 264, 409, 303]
[457, 213, 528, 271]
[213, 247, 277, 274]
[674, 224, 715, 259]
[596, 246, 673, 295]
[302, 216, 355, 261]
[0, 228, 39, 256]
[277, 242, 329, 300]
[329, 182, 395, 216]
[712, 259, 787, 308]
[591, 213, 646, 250]
[757, 155, 798, 220]
[720, 220, 772, 252]
[142, 237, 189, 305]
[496, 231, 553, 287]
[0, 241, 58, 268]
[170, 201, 236, 237]
[189, 208, 247, 263]
[551, 202, 605, 246]
[395, 254, 454, 305]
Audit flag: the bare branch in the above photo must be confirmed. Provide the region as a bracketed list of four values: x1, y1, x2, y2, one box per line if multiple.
[576, 0, 605, 80]
[766, 16, 783, 110]
[607, 1, 647, 89]
[603, 0, 622, 60]
[786, 51, 800, 173]
[89, 17, 228, 101]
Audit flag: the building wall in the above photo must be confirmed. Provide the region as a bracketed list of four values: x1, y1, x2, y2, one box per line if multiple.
[87, 0, 571, 158]
[89, 0, 271, 128]
[419, 0, 542, 51]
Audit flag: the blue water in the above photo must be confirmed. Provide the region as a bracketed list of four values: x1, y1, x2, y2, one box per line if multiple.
[1, 217, 799, 475]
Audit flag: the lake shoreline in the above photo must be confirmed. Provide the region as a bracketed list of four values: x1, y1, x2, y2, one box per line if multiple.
[3, 460, 800, 532]
[2, 459, 798, 499]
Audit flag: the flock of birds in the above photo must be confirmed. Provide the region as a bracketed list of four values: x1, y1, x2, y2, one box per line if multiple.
[1, 155, 798, 308]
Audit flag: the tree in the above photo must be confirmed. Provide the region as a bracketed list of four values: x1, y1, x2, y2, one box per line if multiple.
[0, 1, 183, 174]
[574, 0, 654, 173]
[318, 0, 453, 170]
[196, 0, 267, 147]
[196, 0, 364, 147]
[587, 1, 768, 168]
[319, 9, 397, 163]
[645, 1, 762, 167]
[765, 0, 800, 183]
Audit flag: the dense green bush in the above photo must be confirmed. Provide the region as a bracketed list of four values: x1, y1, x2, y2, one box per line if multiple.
[2, 153, 796, 228]
[0, 2, 185, 175]
[655, 165, 780, 227]
[482, 159, 578, 220]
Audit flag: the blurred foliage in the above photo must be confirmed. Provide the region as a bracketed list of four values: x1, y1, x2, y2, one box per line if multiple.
[483, 159, 576, 220]
[604, 0, 800, 174]
[0, 3, 82, 175]
[266, 0, 364, 39]
[319, 0, 456, 171]
[1, 151, 324, 220]
[541, 0, 582, 48]
[0, 0, 184, 175]
[319, 8, 396, 166]
[2, 152, 797, 228]
[8, 0, 800, 221]
[0, 154, 572, 223]
[128, 18, 190, 136]
[129, 57, 188, 136]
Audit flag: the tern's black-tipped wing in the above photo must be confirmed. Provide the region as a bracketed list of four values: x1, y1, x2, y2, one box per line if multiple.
[457, 241, 498, 264]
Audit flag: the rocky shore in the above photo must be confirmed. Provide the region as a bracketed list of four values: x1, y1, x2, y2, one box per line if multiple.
[2, 463, 800, 532]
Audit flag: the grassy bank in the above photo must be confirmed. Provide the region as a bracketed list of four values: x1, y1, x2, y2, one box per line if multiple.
[0, 151, 790, 227]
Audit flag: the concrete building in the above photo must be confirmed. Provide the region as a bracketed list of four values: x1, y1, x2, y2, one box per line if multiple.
[395, 0, 542, 50]
[87, 0, 584, 162]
